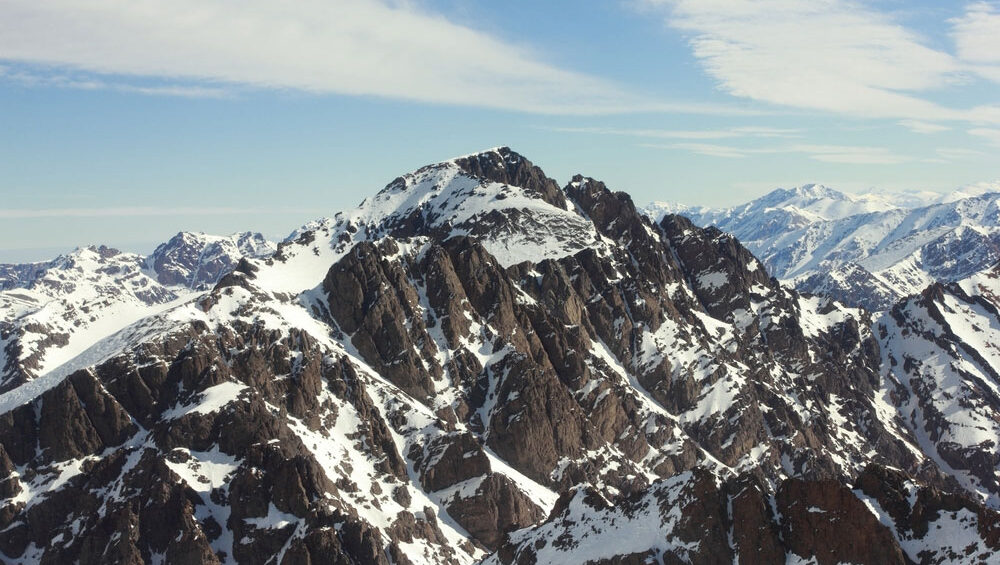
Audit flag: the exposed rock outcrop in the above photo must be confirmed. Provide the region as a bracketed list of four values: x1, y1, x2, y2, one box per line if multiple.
[2, 149, 998, 565]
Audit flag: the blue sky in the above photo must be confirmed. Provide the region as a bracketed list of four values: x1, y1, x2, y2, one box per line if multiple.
[1, 0, 999, 262]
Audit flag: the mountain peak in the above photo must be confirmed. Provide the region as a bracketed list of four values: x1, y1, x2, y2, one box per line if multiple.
[794, 183, 840, 198]
[761, 184, 846, 205]
[147, 230, 276, 289]
[450, 146, 566, 208]
[4, 149, 1000, 564]
[337, 147, 577, 248]
[46, 245, 138, 272]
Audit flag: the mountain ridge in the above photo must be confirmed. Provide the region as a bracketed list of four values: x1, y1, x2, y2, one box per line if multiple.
[646, 184, 1000, 311]
[0, 231, 275, 395]
[0, 149, 998, 564]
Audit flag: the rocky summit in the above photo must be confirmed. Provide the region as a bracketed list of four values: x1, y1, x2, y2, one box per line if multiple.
[1, 148, 999, 564]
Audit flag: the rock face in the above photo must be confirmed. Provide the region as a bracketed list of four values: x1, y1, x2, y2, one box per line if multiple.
[776, 478, 907, 565]
[0, 261, 50, 291]
[1, 148, 998, 564]
[878, 269, 1000, 509]
[855, 465, 1000, 563]
[490, 469, 913, 565]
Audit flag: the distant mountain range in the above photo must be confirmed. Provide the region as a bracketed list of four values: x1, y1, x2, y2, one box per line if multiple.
[0, 151, 998, 564]
[646, 183, 1000, 311]
[0, 232, 275, 394]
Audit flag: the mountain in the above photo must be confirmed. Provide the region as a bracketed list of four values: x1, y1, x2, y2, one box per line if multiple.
[0, 149, 997, 564]
[0, 246, 183, 395]
[646, 185, 1000, 311]
[0, 232, 274, 395]
[647, 183, 905, 231]
[0, 262, 50, 292]
[147, 231, 276, 290]
[879, 266, 1000, 507]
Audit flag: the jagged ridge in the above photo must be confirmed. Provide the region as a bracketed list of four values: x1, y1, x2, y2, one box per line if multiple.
[646, 185, 1000, 311]
[0, 149, 997, 564]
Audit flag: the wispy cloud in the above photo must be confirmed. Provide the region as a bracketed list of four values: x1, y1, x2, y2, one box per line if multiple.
[643, 0, 1000, 124]
[0, 0, 751, 115]
[0, 66, 230, 98]
[653, 142, 752, 159]
[969, 127, 1000, 147]
[898, 119, 952, 134]
[791, 144, 909, 165]
[0, 206, 317, 219]
[548, 125, 800, 139]
[951, 2, 1000, 64]
[645, 141, 909, 164]
[936, 147, 985, 160]
[950, 1, 1000, 83]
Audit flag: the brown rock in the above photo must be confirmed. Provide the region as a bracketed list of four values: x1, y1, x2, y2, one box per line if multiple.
[444, 473, 545, 550]
[776, 478, 907, 565]
[416, 432, 491, 492]
[324, 240, 440, 400]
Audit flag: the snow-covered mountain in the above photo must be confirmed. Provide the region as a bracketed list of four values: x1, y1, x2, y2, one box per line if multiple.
[1, 150, 997, 564]
[0, 246, 183, 394]
[646, 184, 1000, 311]
[147, 231, 276, 289]
[879, 266, 1000, 508]
[0, 232, 274, 394]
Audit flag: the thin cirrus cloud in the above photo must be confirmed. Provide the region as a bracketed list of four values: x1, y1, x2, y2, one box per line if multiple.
[0, 206, 317, 219]
[645, 142, 909, 165]
[547, 125, 801, 140]
[936, 147, 986, 160]
[0, 65, 231, 98]
[0, 0, 750, 116]
[969, 127, 1000, 146]
[898, 120, 953, 134]
[950, 1, 1000, 83]
[644, 0, 1000, 125]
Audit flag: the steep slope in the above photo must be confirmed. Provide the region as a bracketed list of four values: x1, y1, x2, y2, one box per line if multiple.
[647, 186, 1000, 311]
[0, 246, 185, 394]
[878, 265, 1000, 508]
[0, 149, 997, 564]
[493, 464, 999, 565]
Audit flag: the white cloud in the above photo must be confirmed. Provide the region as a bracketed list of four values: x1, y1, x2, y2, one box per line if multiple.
[951, 2, 1000, 63]
[790, 144, 907, 165]
[0, 66, 230, 98]
[652, 142, 751, 158]
[549, 125, 800, 139]
[645, 141, 908, 164]
[959, 180, 1000, 194]
[0, 0, 655, 114]
[0, 206, 316, 219]
[951, 2, 1000, 82]
[898, 119, 951, 134]
[969, 127, 1000, 146]
[645, 0, 999, 123]
[936, 147, 985, 160]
